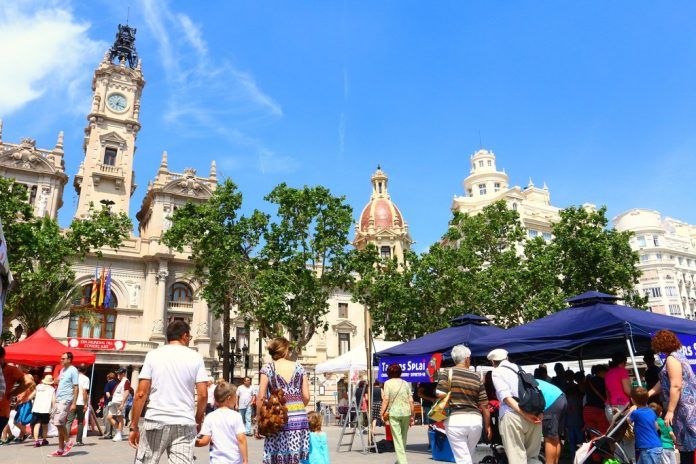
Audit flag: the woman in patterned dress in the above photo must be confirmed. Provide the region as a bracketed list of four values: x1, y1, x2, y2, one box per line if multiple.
[257, 337, 310, 464]
[649, 330, 696, 464]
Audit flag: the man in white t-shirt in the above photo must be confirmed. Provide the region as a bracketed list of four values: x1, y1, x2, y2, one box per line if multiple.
[206, 377, 216, 414]
[108, 368, 131, 442]
[66, 364, 91, 446]
[129, 321, 208, 464]
[235, 377, 254, 436]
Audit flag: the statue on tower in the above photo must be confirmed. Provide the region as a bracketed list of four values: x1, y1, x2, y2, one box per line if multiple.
[109, 24, 139, 68]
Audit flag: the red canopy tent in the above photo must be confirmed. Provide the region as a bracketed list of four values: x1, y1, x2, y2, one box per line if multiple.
[4, 328, 96, 366]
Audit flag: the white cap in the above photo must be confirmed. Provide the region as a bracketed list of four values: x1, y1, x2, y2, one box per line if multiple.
[487, 348, 508, 362]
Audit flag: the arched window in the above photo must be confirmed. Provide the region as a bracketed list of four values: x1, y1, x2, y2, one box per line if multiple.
[68, 284, 117, 339]
[170, 282, 193, 302]
[380, 246, 391, 259]
[103, 147, 117, 166]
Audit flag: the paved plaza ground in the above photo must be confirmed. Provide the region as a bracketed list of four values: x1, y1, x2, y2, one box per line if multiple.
[0, 424, 490, 464]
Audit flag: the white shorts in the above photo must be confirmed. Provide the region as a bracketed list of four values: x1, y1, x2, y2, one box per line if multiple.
[107, 402, 123, 417]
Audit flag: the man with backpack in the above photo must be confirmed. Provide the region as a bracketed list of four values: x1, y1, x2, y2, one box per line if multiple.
[489, 348, 544, 464]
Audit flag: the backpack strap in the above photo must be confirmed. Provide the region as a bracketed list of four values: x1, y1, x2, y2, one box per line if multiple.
[502, 365, 520, 375]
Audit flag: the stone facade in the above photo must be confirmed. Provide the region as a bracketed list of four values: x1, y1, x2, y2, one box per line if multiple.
[614, 208, 696, 319]
[0, 26, 413, 398]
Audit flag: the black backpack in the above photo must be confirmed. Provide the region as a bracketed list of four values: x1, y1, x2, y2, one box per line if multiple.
[503, 365, 545, 415]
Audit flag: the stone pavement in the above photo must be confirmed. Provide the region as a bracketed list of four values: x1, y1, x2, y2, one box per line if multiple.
[0, 424, 494, 464]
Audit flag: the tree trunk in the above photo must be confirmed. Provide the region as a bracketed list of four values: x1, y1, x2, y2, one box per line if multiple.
[222, 299, 231, 382]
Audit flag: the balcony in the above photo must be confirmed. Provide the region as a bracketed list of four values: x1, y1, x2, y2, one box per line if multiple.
[168, 300, 193, 310]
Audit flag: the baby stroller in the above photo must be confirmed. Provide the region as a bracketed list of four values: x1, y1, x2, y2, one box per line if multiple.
[575, 406, 633, 464]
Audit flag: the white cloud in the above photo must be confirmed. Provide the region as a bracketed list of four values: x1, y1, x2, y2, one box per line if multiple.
[0, 1, 105, 115]
[141, 0, 289, 173]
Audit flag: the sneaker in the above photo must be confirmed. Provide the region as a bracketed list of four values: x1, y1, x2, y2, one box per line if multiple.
[74, 442, 84, 447]
[99, 434, 113, 440]
[42, 439, 49, 446]
[34, 440, 41, 448]
[64, 441, 75, 454]
[48, 449, 65, 457]
[112, 432, 123, 442]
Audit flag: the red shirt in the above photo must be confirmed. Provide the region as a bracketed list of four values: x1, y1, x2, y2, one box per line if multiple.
[1, 365, 25, 417]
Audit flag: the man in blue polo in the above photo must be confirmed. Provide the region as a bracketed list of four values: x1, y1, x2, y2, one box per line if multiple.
[50, 352, 79, 457]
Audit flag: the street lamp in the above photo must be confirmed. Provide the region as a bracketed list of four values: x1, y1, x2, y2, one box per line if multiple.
[216, 338, 238, 383]
[242, 344, 249, 378]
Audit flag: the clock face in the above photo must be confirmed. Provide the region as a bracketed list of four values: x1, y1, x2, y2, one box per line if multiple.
[107, 93, 128, 112]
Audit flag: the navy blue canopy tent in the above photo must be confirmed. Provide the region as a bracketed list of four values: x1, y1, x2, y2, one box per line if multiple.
[474, 291, 696, 366]
[376, 313, 505, 362]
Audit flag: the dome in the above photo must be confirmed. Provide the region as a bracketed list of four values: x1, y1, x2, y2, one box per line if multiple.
[356, 166, 407, 234]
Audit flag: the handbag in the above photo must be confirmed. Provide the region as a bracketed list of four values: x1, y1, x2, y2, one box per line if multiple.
[428, 369, 453, 422]
[382, 380, 406, 422]
[257, 363, 289, 437]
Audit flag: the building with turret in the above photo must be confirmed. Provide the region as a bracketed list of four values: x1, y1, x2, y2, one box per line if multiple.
[452, 149, 562, 239]
[0, 25, 413, 395]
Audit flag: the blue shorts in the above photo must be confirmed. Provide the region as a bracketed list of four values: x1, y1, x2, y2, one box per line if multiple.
[16, 402, 33, 425]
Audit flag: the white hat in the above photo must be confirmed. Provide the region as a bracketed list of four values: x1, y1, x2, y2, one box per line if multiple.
[487, 348, 508, 362]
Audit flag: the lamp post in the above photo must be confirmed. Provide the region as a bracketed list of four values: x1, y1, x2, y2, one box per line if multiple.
[242, 344, 249, 379]
[216, 337, 238, 383]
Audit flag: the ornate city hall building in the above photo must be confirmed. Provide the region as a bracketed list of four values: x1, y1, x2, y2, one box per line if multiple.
[0, 26, 412, 392]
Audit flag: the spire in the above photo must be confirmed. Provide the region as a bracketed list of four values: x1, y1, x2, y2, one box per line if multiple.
[159, 150, 168, 171]
[209, 160, 217, 181]
[371, 165, 389, 198]
[527, 177, 534, 188]
[54, 131, 64, 152]
[108, 24, 139, 68]
[543, 181, 548, 191]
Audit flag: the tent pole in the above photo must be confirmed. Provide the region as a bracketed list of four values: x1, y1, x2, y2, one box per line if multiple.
[625, 336, 641, 382]
[88, 362, 95, 409]
[365, 306, 373, 448]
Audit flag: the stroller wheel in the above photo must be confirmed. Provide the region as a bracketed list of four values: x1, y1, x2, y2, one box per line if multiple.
[479, 457, 499, 464]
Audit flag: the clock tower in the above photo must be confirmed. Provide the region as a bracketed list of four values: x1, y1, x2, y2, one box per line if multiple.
[74, 24, 145, 218]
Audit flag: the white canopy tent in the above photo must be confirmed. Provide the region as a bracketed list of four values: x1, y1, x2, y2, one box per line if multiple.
[315, 340, 401, 374]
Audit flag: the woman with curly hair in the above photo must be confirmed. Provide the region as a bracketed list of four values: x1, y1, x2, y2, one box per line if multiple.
[648, 329, 696, 463]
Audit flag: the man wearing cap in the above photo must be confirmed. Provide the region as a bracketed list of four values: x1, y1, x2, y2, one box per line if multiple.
[488, 348, 543, 464]
[67, 364, 91, 446]
[107, 368, 131, 442]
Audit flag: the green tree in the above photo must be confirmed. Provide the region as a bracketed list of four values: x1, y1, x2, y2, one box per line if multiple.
[162, 179, 268, 381]
[252, 183, 354, 355]
[544, 205, 646, 309]
[1, 177, 131, 335]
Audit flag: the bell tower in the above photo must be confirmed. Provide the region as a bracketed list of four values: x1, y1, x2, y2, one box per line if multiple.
[74, 24, 145, 218]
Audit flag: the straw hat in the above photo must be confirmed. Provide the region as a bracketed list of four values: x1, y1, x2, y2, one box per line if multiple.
[487, 348, 509, 362]
[42, 375, 54, 385]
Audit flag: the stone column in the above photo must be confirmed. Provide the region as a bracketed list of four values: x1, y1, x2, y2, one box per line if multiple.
[149, 260, 168, 342]
[141, 262, 158, 340]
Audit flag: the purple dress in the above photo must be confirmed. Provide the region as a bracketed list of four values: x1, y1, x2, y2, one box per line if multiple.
[261, 362, 310, 464]
[660, 350, 696, 451]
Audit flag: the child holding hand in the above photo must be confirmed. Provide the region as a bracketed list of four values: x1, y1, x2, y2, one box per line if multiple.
[649, 402, 677, 464]
[628, 387, 662, 464]
[307, 412, 329, 464]
[196, 382, 248, 464]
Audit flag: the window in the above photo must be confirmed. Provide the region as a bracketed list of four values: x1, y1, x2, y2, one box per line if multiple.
[28, 185, 38, 205]
[679, 257, 684, 265]
[103, 147, 117, 166]
[378, 182, 383, 194]
[338, 333, 350, 355]
[478, 161, 484, 167]
[689, 259, 693, 267]
[494, 182, 501, 192]
[487, 160, 492, 167]
[669, 304, 682, 316]
[512, 203, 517, 211]
[670, 255, 675, 261]
[641, 254, 650, 263]
[68, 285, 117, 339]
[542, 232, 552, 242]
[653, 235, 659, 246]
[645, 287, 662, 298]
[528, 229, 538, 238]
[338, 303, 348, 319]
[478, 183, 487, 195]
[656, 253, 663, 261]
[380, 246, 391, 259]
[666, 286, 678, 297]
[170, 282, 193, 302]
[468, 188, 473, 197]
[236, 326, 249, 350]
[637, 236, 646, 247]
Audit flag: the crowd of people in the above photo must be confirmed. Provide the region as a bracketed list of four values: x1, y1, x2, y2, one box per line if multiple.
[2, 322, 696, 464]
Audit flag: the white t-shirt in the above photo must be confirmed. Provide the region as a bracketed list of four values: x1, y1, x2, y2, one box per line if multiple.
[208, 384, 217, 406]
[236, 385, 253, 409]
[139, 344, 208, 425]
[76, 374, 90, 406]
[32, 384, 54, 414]
[200, 408, 246, 464]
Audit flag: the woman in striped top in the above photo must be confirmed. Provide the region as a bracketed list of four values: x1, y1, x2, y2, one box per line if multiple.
[436, 345, 492, 464]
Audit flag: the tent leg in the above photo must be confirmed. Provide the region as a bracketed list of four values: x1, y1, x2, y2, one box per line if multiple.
[578, 358, 584, 373]
[625, 337, 641, 383]
[88, 363, 95, 410]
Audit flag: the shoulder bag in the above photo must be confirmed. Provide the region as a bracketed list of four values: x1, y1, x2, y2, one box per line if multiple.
[428, 369, 452, 422]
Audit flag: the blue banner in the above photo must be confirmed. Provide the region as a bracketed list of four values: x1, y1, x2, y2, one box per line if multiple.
[377, 353, 442, 383]
[656, 333, 696, 373]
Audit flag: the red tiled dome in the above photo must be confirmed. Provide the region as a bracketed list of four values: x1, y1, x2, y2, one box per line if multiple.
[359, 198, 404, 231]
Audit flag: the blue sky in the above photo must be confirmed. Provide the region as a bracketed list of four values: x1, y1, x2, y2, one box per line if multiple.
[2, 1, 695, 251]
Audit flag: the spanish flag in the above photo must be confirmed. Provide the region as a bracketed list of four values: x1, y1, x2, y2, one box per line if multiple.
[90, 267, 99, 307]
[98, 266, 106, 308]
